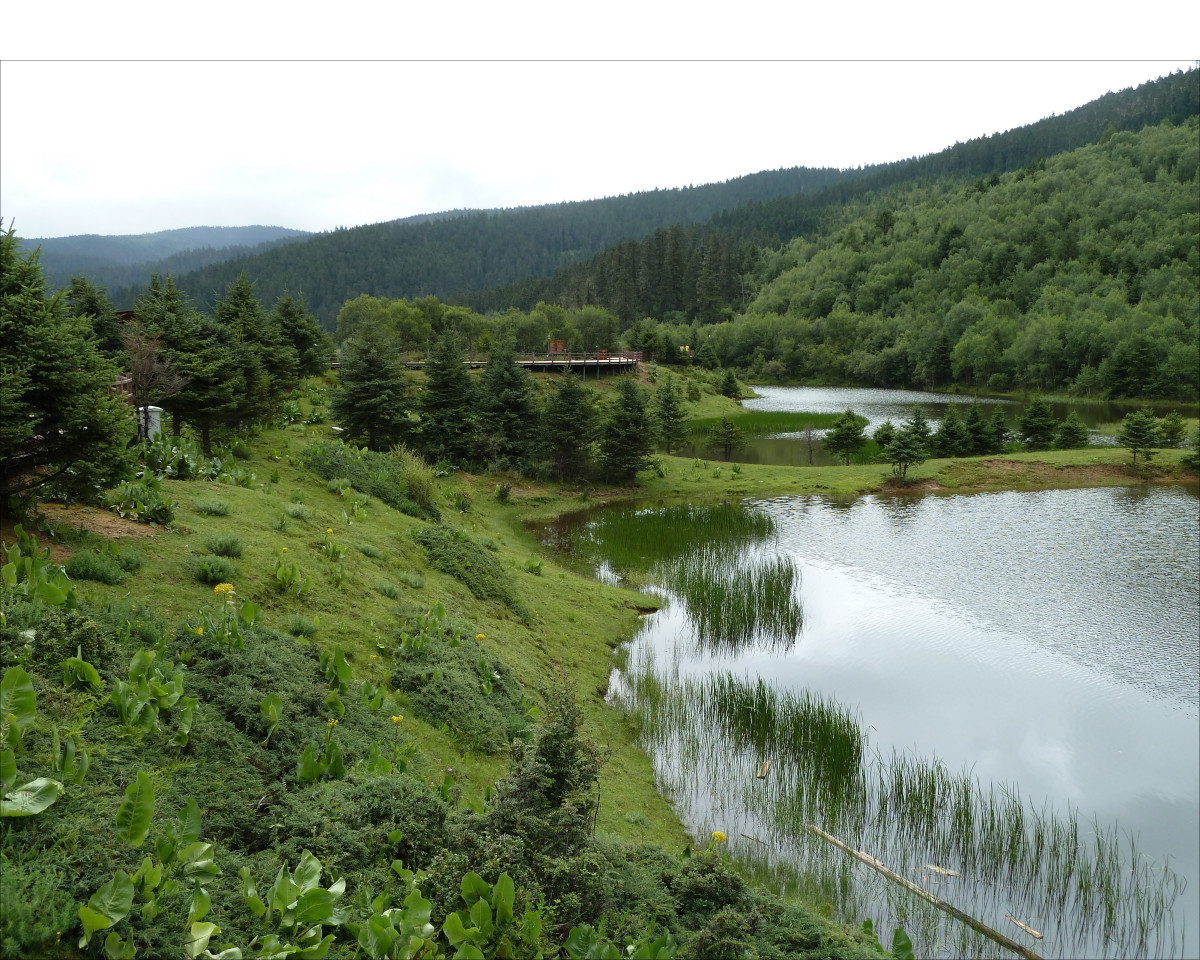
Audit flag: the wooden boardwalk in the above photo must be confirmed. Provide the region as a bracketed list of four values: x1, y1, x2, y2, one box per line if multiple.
[332, 353, 641, 375]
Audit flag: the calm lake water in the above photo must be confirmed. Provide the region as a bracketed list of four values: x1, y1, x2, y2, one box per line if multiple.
[682, 385, 1198, 465]
[552, 484, 1200, 959]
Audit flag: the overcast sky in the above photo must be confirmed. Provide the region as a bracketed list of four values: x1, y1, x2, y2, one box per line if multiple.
[2, 4, 1196, 239]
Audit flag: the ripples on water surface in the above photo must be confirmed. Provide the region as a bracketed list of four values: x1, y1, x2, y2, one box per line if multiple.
[579, 485, 1200, 959]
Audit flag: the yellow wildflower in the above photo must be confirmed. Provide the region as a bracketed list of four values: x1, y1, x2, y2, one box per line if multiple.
[193, 625, 204, 636]
[327, 718, 338, 729]
[281, 547, 288, 552]
[326, 528, 333, 534]
[711, 830, 727, 844]
[213, 583, 235, 596]
[476, 633, 486, 641]
[370, 654, 378, 661]
[391, 715, 403, 724]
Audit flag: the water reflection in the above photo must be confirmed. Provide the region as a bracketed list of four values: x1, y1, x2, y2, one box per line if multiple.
[554, 485, 1200, 959]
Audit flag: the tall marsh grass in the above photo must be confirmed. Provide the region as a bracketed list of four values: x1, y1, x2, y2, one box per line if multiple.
[617, 663, 1185, 959]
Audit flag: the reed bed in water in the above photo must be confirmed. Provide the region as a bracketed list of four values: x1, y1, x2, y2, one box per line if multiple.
[672, 550, 802, 649]
[582, 501, 777, 569]
[619, 666, 1186, 959]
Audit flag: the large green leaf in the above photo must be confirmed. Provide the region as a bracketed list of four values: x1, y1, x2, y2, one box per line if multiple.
[78, 871, 135, 947]
[293, 850, 324, 893]
[178, 796, 202, 844]
[492, 872, 515, 927]
[459, 870, 491, 907]
[1, 776, 63, 817]
[184, 921, 220, 958]
[0, 666, 36, 748]
[115, 771, 155, 846]
[0, 747, 16, 788]
[357, 913, 398, 960]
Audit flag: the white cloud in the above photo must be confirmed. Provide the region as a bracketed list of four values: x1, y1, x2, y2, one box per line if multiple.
[2, 54, 1195, 237]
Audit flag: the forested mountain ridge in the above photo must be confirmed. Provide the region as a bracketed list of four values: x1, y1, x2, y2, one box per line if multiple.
[120, 166, 858, 320]
[686, 117, 1199, 398]
[473, 68, 1200, 321]
[21, 224, 312, 294]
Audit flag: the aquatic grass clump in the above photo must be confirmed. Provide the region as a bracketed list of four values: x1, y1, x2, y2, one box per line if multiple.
[616, 657, 1187, 960]
[582, 502, 777, 571]
[669, 550, 802, 650]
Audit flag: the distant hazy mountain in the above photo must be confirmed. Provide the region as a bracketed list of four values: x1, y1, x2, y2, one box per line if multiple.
[20, 225, 312, 294]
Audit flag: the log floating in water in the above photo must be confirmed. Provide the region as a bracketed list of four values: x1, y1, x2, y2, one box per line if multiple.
[1006, 915, 1044, 939]
[756, 759, 772, 779]
[805, 823, 1044, 960]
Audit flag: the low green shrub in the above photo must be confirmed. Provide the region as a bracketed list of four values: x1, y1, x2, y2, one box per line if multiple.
[0, 606, 118, 673]
[0, 856, 78, 959]
[194, 497, 231, 517]
[284, 613, 319, 638]
[411, 527, 528, 618]
[204, 533, 245, 558]
[64, 549, 128, 585]
[285, 503, 311, 520]
[392, 634, 530, 753]
[376, 581, 401, 600]
[300, 440, 438, 520]
[191, 554, 236, 585]
[357, 542, 383, 559]
[105, 478, 177, 525]
[396, 570, 425, 590]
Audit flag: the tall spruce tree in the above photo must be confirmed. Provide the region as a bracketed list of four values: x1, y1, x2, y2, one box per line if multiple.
[1018, 397, 1059, 450]
[543, 375, 597, 482]
[331, 323, 410, 449]
[478, 340, 539, 469]
[418, 331, 478, 465]
[1, 227, 135, 502]
[271, 292, 333, 378]
[653, 373, 689, 454]
[1053, 411, 1090, 449]
[65, 276, 123, 359]
[1116, 409, 1160, 467]
[599, 377, 653, 483]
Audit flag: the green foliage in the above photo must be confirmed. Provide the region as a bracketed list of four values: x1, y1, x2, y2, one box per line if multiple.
[0, 856, 78, 959]
[1053, 411, 1091, 449]
[1, 525, 80, 611]
[412, 526, 528, 617]
[708, 417, 747, 461]
[65, 549, 129, 585]
[105, 476, 178, 526]
[719, 369, 741, 398]
[392, 627, 530, 753]
[115, 770, 156, 846]
[0, 666, 36, 753]
[194, 496, 232, 517]
[284, 613, 320, 638]
[822, 409, 869, 465]
[204, 533, 245, 558]
[300, 439, 437, 519]
[543, 374, 599, 482]
[1157, 410, 1187, 447]
[1018, 397, 1059, 450]
[1116, 408, 1161, 466]
[191, 554, 237, 586]
[331, 321, 411, 449]
[599, 378, 654, 484]
[441, 870, 545, 959]
[478, 339, 540, 469]
[141, 434, 223, 481]
[0, 776, 64, 817]
[1, 226, 137, 503]
[419, 331, 478, 465]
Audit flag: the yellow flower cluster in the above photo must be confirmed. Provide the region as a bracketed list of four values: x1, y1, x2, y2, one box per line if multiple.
[391, 715, 404, 724]
[326, 528, 333, 534]
[327, 718, 338, 729]
[711, 830, 727, 844]
[213, 583, 235, 596]
[476, 633, 486, 641]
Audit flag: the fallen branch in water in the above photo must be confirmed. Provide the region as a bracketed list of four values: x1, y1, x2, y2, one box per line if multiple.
[805, 823, 1044, 960]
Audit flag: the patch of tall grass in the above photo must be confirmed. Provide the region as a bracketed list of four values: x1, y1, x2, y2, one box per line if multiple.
[688, 411, 845, 437]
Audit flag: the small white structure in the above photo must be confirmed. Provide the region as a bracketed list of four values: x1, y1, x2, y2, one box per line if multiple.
[137, 405, 164, 440]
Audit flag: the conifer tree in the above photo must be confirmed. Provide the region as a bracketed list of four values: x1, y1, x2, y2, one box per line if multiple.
[883, 428, 927, 480]
[543, 375, 597, 482]
[719, 369, 741, 399]
[708, 417, 747, 461]
[478, 339, 539, 469]
[1, 227, 135, 501]
[1157, 411, 1186, 448]
[653, 374, 689, 454]
[1116, 409, 1160, 467]
[962, 402, 990, 454]
[599, 377, 653, 483]
[271, 292, 333, 377]
[65, 276, 123, 359]
[903, 406, 933, 455]
[331, 323, 410, 449]
[986, 408, 1010, 452]
[933, 406, 972, 457]
[822, 409, 868, 465]
[1053, 411, 1090, 449]
[1018, 397, 1059, 450]
[419, 331, 477, 465]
